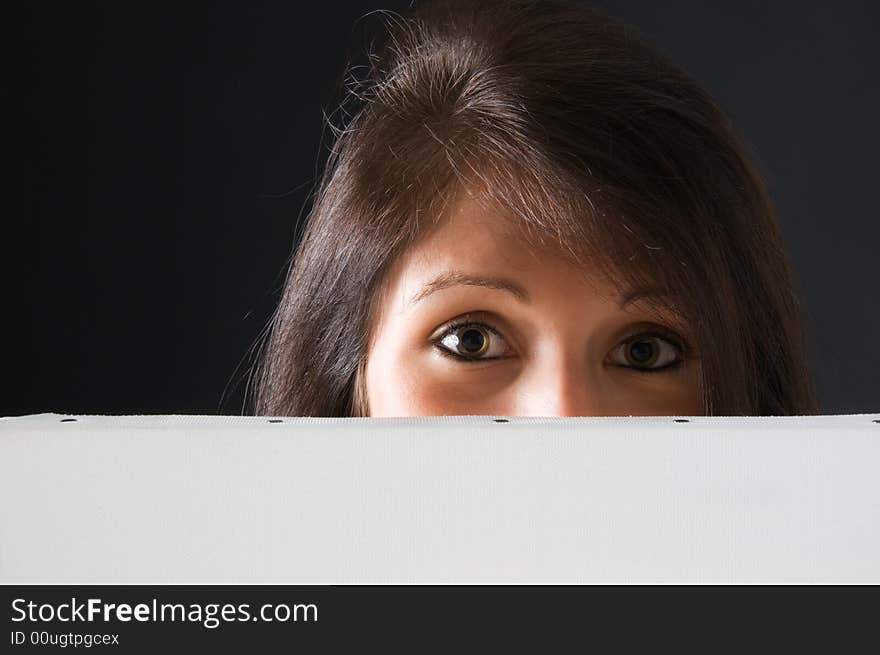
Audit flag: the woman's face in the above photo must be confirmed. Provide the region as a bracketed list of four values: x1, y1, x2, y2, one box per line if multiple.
[363, 194, 703, 416]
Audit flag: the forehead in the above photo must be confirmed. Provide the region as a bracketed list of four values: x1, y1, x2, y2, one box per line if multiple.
[390, 190, 620, 301]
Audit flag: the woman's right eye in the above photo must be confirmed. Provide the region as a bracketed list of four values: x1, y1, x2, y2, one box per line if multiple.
[434, 322, 510, 361]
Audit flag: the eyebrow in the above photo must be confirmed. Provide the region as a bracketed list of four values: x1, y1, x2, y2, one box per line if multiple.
[618, 286, 672, 308]
[409, 273, 676, 315]
[619, 286, 691, 332]
[410, 270, 531, 305]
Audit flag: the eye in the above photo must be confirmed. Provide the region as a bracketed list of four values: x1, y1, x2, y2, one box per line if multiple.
[433, 321, 510, 361]
[608, 332, 685, 372]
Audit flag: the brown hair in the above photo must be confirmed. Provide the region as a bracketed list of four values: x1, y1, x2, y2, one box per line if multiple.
[251, 0, 818, 417]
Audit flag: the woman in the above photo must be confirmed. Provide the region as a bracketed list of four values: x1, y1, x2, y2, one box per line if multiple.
[252, 0, 818, 417]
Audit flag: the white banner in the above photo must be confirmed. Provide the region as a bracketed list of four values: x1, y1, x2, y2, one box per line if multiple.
[2, 413, 878, 583]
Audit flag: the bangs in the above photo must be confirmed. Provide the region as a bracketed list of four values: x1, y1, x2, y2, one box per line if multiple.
[384, 136, 692, 329]
[341, 60, 692, 329]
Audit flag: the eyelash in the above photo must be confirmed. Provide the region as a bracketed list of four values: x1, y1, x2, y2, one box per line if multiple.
[431, 318, 690, 373]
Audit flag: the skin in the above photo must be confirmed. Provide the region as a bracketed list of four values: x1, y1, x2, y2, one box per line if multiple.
[363, 193, 703, 417]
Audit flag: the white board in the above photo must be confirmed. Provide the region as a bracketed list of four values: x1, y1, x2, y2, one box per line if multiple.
[1, 412, 878, 583]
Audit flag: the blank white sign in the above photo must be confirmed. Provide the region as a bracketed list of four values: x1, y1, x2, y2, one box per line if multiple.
[1, 413, 878, 583]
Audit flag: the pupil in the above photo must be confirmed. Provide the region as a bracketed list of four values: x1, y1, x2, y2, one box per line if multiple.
[460, 328, 485, 354]
[629, 340, 655, 363]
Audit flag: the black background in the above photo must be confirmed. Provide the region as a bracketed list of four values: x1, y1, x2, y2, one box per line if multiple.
[13, 1, 880, 417]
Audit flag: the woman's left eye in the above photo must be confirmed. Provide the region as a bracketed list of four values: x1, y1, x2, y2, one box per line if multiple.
[608, 333, 685, 372]
[434, 322, 510, 361]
